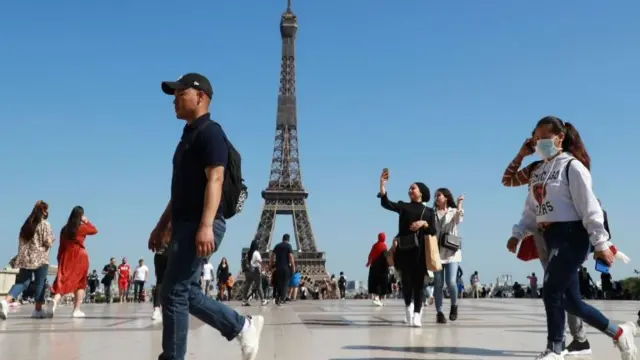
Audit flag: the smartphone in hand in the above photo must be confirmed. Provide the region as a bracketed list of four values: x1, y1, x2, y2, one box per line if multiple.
[595, 259, 610, 273]
[381, 168, 389, 180]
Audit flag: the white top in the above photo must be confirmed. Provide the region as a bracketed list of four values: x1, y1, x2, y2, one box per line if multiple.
[512, 152, 609, 251]
[250, 251, 262, 269]
[434, 207, 463, 263]
[202, 263, 214, 280]
[133, 264, 149, 281]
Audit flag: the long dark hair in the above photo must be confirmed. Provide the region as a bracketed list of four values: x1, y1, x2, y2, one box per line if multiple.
[62, 206, 84, 240]
[435, 188, 457, 209]
[246, 240, 259, 262]
[19, 200, 49, 242]
[536, 116, 591, 170]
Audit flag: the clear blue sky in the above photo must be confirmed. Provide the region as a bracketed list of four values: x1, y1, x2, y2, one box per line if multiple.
[1, 1, 639, 285]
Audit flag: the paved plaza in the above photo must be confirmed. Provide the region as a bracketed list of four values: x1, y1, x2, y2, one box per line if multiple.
[0, 298, 638, 359]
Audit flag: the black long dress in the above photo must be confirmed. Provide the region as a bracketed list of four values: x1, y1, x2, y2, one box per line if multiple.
[368, 251, 390, 296]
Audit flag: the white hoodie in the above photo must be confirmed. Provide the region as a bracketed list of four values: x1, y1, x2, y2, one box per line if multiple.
[512, 152, 609, 252]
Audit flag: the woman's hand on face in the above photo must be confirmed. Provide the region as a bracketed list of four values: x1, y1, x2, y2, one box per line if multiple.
[518, 138, 535, 158]
[409, 220, 427, 231]
[81, 215, 88, 223]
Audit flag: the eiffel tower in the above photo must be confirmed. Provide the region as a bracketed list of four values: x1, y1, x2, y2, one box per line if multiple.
[242, 0, 328, 281]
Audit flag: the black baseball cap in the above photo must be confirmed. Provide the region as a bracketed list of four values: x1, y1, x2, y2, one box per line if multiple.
[161, 73, 213, 99]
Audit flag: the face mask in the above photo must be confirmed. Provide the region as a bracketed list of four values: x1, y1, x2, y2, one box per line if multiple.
[535, 137, 560, 159]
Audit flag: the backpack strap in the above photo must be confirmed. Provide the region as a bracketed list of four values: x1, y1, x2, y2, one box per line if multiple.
[565, 158, 575, 185]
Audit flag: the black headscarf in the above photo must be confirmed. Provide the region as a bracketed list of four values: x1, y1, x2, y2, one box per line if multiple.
[414, 182, 431, 203]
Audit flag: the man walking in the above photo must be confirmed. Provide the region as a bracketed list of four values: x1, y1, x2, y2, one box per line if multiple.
[149, 73, 263, 360]
[270, 234, 295, 305]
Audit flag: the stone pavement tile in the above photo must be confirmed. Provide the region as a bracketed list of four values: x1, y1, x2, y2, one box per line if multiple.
[0, 299, 638, 359]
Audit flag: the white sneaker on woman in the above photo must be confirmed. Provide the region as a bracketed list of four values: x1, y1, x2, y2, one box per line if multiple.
[71, 309, 85, 318]
[412, 312, 422, 327]
[46, 300, 57, 318]
[534, 350, 564, 359]
[404, 302, 414, 324]
[151, 307, 162, 321]
[615, 321, 638, 360]
[31, 309, 46, 319]
[0, 300, 9, 320]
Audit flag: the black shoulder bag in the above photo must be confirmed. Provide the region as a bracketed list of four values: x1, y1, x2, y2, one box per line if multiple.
[397, 206, 427, 250]
[438, 210, 462, 252]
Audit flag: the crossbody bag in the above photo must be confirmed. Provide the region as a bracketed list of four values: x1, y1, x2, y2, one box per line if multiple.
[397, 206, 427, 250]
[437, 209, 462, 252]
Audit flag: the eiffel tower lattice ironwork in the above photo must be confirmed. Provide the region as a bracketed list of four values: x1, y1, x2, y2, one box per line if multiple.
[242, 0, 328, 281]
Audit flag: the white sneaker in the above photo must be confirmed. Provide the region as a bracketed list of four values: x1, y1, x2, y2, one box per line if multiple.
[31, 309, 46, 319]
[404, 303, 414, 324]
[151, 307, 162, 321]
[615, 322, 638, 360]
[71, 309, 85, 318]
[260, 300, 269, 306]
[0, 300, 8, 320]
[535, 350, 564, 359]
[412, 312, 422, 327]
[46, 300, 57, 318]
[237, 315, 264, 360]
[373, 299, 383, 307]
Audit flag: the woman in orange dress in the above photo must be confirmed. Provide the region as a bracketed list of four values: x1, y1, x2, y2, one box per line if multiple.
[48, 206, 97, 318]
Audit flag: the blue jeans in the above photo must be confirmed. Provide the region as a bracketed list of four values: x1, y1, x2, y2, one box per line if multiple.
[159, 219, 246, 360]
[8, 265, 49, 304]
[543, 222, 617, 353]
[434, 262, 459, 312]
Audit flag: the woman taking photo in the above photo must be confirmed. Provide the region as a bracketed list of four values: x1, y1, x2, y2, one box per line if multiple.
[432, 188, 464, 324]
[507, 116, 636, 360]
[242, 240, 268, 306]
[0, 201, 55, 320]
[503, 130, 592, 356]
[49, 206, 98, 318]
[378, 168, 437, 327]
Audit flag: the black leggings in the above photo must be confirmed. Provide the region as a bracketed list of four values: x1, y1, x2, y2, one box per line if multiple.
[153, 252, 168, 308]
[398, 248, 426, 314]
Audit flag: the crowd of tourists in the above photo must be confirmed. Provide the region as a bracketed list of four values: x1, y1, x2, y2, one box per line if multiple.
[361, 116, 636, 360]
[2, 70, 638, 360]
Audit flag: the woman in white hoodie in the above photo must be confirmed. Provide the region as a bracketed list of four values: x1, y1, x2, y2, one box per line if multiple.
[507, 116, 636, 360]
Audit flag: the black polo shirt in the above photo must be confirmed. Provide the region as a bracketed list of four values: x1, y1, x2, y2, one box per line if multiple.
[171, 113, 228, 223]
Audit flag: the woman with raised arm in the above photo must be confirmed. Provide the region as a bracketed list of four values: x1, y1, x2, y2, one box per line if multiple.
[432, 188, 464, 324]
[501, 131, 542, 187]
[0, 201, 55, 320]
[507, 116, 636, 360]
[378, 168, 437, 327]
[504, 130, 592, 356]
[49, 206, 98, 318]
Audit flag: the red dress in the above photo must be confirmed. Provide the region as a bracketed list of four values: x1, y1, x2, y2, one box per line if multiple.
[51, 222, 98, 295]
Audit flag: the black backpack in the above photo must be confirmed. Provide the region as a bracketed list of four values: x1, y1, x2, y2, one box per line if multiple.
[189, 120, 248, 219]
[222, 135, 248, 219]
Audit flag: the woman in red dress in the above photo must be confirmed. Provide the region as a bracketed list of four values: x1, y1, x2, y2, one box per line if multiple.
[48, 206, 97, 318]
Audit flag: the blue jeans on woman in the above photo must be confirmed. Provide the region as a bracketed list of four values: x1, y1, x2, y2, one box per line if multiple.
[434, 262, 459, 312]
[8, 265, 49, 303]
[159, 219, 246, 360]
[543, 222, 618, 354]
